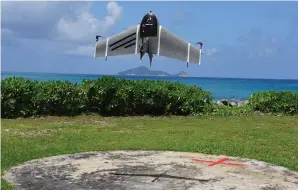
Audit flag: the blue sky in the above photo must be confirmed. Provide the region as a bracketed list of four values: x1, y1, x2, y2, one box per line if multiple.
[2, 1, 298, 79]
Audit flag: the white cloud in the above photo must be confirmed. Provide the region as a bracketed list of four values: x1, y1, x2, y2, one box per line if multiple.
[1, 2, 93, 40]
[56, 1, 122, 42]
[2, 1, 123, 57]
[205, 48, 217, 56]
[106, 1, 123, 25]
[60, 2, 123, 56]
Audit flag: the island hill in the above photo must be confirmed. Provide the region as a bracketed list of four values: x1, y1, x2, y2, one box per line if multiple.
[117, 66, 187, 77]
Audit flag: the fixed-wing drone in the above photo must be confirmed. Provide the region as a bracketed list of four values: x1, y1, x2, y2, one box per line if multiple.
[94, 11, 203, 67]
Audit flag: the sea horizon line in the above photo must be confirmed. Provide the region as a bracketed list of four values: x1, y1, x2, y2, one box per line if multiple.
[2, 70, 298, 81]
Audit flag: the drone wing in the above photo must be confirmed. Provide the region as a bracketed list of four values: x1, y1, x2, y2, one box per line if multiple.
[94, 25, 140, 58]
[156, 26, 202, 65]
[94, 24, 202, 65]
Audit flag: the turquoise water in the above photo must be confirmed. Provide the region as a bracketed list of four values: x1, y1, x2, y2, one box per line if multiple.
[2, 71, 298, 100]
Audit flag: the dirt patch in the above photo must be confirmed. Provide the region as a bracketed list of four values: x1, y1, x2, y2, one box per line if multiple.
[2, 128, 59, 137]
[4, 151, 298, 190]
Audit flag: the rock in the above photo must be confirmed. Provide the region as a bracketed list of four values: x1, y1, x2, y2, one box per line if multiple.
[229, 102, 237, 107]
[238, 100, 249, 106]
[237, 101, 245, 106]
[216, 100, 224, 106]
[214, 99, 249, 107]
[221, 99, 229, 106]
[237, 101, 244, 106]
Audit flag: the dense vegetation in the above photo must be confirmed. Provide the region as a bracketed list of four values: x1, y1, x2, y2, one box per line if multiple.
[1, 76, 297, 118]
[249, 90, 298, 115]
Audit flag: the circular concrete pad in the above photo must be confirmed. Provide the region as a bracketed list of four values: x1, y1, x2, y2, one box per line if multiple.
[4, 151, 298, 190]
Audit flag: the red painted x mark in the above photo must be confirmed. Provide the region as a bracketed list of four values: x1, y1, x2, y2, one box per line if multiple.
[192, 157, 245, 167]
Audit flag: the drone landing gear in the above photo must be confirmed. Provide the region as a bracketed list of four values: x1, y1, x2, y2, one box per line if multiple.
[140, 49, 144, 63]
[148, 53, 153, 67]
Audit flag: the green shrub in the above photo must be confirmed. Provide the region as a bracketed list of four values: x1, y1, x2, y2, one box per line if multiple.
[34, 80, 87, 116]
[210, 103, 253, 116]
[249, 90, 298, 115]
[1, 77, 39, 118]
[1, 77, 297, 118]
[82, 76, 212, 116]
[1, 76, 214, 118]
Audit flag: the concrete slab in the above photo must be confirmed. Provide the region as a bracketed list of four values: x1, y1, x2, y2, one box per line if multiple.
[4, 151, 298, 190]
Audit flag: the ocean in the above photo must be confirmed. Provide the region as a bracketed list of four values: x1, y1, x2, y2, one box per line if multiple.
[1, 71, 298, 101]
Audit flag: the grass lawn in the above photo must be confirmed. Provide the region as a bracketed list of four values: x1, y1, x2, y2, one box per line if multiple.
[1, 114, 298, 189]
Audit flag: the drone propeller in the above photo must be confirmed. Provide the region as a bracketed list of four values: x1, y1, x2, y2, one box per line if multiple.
[196, 42, 204, 49]
[194, 40, 209, 55]
[196, 40, 208, 48]
[96, 35, 105, 41]
[189, 40, 207, 49]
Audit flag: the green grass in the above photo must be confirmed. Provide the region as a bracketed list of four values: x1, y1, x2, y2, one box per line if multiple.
[1, 114, 298, 189]
[1, 179, 13, 190]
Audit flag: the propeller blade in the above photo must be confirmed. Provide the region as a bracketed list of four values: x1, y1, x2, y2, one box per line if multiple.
[96, 35, 105, 41]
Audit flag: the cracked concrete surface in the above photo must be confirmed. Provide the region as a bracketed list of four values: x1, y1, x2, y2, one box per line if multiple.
[4, 151, 298, 190]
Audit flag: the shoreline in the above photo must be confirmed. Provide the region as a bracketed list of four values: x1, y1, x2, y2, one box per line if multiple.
[2, 71, 298, 81]
[212, 99, 249, 107]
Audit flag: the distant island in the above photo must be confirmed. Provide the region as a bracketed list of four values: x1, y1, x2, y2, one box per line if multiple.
[117, 66, 187, 77]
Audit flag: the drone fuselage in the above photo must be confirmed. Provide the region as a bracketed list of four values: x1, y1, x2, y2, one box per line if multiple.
[140, 11, 159, 38]
[138, 11, 160, 66]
